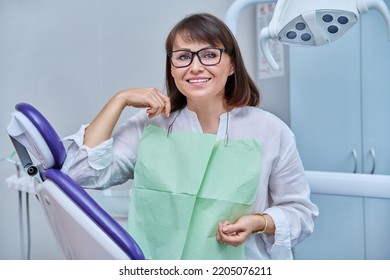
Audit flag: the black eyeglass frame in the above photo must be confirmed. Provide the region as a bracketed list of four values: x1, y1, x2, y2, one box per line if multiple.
[167, 47, 225, 68]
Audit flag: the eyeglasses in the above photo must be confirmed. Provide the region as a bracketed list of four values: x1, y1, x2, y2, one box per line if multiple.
[167, 47, 225, 68]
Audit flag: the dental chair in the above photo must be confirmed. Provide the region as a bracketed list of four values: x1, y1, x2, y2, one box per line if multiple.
[7, 102, 145, 260]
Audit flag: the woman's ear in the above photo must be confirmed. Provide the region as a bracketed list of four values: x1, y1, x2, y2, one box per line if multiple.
[229, 65, 235, 76]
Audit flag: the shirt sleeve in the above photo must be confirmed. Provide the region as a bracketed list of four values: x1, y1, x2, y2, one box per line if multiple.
[262, 125, 319, 259]
[61, 110, 147, 189]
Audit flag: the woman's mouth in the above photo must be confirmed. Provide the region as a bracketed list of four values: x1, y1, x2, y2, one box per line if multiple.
[187, 78, 211, 84]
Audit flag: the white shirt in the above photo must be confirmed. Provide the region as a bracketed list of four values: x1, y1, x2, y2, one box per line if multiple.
[61, 106, 319, 260]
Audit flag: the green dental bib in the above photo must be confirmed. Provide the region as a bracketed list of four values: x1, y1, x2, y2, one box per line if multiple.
[127, 125, 261, 259]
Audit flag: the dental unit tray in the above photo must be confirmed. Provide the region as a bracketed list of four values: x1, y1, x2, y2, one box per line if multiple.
[7, 102, 145, 260]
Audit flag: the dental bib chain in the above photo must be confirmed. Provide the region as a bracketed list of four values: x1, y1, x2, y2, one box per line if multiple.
[224, 111, 229, 147]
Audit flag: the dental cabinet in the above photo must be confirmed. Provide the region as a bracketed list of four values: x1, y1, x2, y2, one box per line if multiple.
[289, 6, 390, 259]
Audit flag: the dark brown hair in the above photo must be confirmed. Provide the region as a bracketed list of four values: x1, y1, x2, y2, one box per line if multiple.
[165, 13, 260, 112]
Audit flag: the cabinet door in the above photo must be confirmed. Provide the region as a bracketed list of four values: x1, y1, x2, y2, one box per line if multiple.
[364, 198, 390, 259]
[361, 7, 390, 175]
[290, 24, 362, 173]
[293, 194, 365, 260]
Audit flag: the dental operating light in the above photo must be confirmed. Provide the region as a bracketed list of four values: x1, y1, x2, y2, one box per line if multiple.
[225, 0, 390, 70]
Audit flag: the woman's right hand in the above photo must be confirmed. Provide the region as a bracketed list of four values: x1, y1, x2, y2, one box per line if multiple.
[84, 87, 170, 148]
[117, 87, 171, 118]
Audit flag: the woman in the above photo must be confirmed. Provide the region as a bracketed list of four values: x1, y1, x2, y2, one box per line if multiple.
[62, 13, 318, 260]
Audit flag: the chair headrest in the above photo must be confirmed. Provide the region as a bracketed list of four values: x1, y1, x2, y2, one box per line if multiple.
[7, 102, 66, 170]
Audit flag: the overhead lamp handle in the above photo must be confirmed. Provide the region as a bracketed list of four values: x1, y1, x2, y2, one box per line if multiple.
[357, 0, 390, 40]
[225, 0, 277, 35]
[259, 27, 280, 70]
[225, 0, 279, 70]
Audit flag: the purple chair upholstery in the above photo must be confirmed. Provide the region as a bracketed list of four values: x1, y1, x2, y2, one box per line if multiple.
[43, 169, 144, 260]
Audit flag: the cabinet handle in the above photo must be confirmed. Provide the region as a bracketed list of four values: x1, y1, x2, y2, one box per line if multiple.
[369, 148, 376, 174]
[352, 149, 357, 173]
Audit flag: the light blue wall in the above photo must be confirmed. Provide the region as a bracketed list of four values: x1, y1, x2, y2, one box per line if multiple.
[0, 0, 279, 259]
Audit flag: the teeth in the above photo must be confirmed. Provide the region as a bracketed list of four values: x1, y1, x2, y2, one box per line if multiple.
[188, 78, 209, 83]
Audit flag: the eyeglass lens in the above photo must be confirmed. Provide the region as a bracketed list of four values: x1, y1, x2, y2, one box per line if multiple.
[169, 48, 223, 68]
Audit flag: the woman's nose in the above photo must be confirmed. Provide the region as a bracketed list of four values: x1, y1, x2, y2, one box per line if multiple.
[189, 55, 204, 72]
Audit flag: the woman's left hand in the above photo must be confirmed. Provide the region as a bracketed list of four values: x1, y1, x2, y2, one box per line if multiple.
[216, 215, 255, 247]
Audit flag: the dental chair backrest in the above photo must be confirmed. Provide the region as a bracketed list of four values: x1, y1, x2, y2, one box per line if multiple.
[7, 102, 145, 260]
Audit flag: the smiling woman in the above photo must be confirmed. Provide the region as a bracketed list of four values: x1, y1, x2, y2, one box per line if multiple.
[0, 0, 285, 262]
[165, 13, 260, 114]
[61, 12, 318, 260]
[167, 37, 234, 131]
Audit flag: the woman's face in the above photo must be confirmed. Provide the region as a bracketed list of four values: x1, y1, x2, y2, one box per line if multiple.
[170, 34, 234, 106]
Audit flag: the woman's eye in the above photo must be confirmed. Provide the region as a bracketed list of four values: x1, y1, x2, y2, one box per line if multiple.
[202, 51, 217, 59]
[178, 55, 191, 61]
